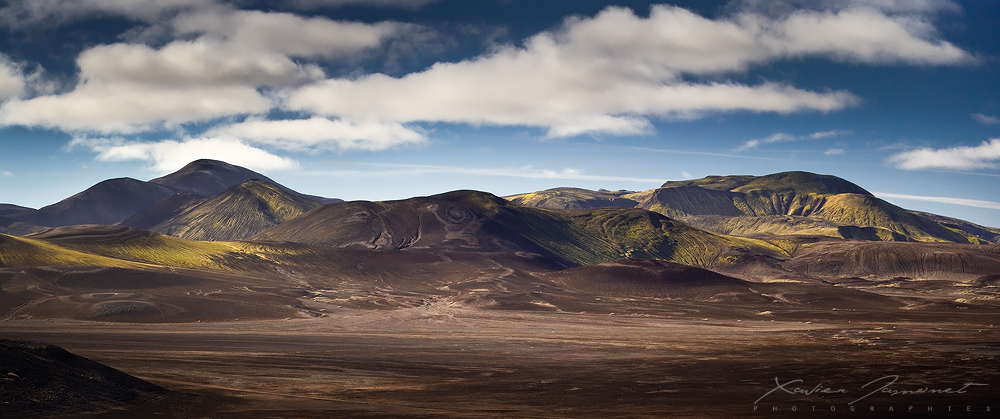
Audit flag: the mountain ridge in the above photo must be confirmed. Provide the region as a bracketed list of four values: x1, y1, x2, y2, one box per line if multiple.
[508, 171, 996, 244]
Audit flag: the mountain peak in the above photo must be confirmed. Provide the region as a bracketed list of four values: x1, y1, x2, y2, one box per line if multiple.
[733, 171, 872, 196]
[150, 160, 277, 197]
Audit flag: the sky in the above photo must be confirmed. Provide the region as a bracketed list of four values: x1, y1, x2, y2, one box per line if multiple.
[0, 0, 998, 227]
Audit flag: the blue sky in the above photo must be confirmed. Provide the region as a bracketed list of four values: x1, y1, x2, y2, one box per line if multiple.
[0, 0, 998, 227]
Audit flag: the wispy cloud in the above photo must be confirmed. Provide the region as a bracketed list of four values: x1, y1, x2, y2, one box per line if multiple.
[972, 113, 1000, 125]
[1, 170, 12, 177]
[875, 192, 1000, 211]
[306, 163, 665, 183]
[735, 130, 850, 151]
[810, 129, 851, 139]
[888, 138, 1000, 170]
[824, 148, 845, 155]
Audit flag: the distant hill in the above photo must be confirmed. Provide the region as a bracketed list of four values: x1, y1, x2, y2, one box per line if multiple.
[253, 190, 784, 268]
[3, 159, 339, 232]
[0, 204, 35, 218]
[506, 187, 640, 209]
[13, 178, 181, 227]
[509, 171, 997, 244]
[0, 215, 46, 236]
[128, 179, 323, 241]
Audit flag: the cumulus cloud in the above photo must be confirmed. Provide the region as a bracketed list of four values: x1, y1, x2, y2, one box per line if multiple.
[0, 2, 977, 156]
[72, 136, 298, 173]
[0, 83, 271, 133]
[76, 41, 326, 87]
[171, 9, 416, 59]
[206, 117, 427, 151]
[285, 4, 967, 138]
[888, 139, 1000, 170]
[0, 8, 419, 133]
[736, 129, 848, 151]
[972, 113, 1000, 125]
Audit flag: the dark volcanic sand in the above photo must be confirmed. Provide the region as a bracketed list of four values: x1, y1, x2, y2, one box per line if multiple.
[2, 307, 998, 418]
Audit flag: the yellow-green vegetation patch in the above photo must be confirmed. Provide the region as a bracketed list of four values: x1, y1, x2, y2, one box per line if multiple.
[0, 234, 139, 269]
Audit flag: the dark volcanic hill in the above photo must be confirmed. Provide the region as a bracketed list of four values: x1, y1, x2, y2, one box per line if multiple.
[149, 159, 279, 197]
[128, 179, 324, 241]
[0, 338, 167, 417]
[0, 204, 35, 218]
[14, 178, 181, 227]
[510, 171, 996, 244]
[253, 190, 783, 268]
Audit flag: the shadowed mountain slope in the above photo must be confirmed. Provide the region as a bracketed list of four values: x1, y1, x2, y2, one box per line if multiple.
[12, 178, 181, 227]
[782, 241, 1000, 281]
[253, 190, 784, 268]
[118, 192, 208, 231]
[121, 180, 322, 241]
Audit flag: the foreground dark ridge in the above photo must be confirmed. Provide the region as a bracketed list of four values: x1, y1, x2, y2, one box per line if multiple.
[0, 338, 167, 417]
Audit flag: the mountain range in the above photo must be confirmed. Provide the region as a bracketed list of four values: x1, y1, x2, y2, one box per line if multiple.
[0, 159, 993, 280]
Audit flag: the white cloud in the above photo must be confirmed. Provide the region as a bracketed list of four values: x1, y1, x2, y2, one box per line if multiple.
[77, 41, 326, 87]
[171, 9, 415, 59]
[875, 192, 1000, 211]
[286, 4, 966, 138]
[888, 139, 1000, 170]
[207, 117, 426, 151]
[72, 136, 298, 173]
[825, 148, 846, 155]
[0, 55, 25, 99]
[810, 129, 851, 139]
[972, 113, 1000, 125]
[0, 83, 271, 133]
[1, 171, 12, 177]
